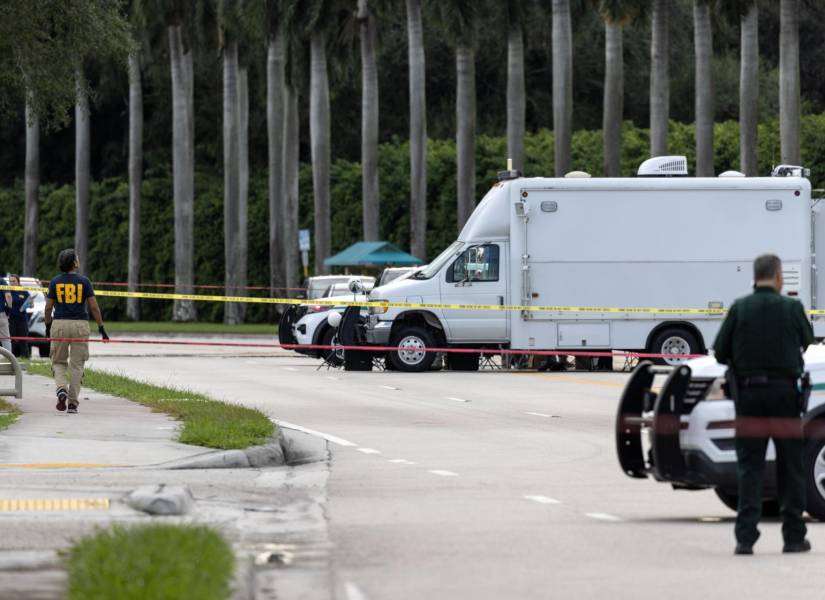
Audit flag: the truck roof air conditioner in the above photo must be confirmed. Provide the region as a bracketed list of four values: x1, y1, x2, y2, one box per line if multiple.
[719, 170, 746, 177]
[637, 156, 688, 177]
[564, 171, 591, 178]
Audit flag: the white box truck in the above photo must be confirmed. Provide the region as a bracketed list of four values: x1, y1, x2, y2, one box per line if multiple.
[341, 157, 823, 372]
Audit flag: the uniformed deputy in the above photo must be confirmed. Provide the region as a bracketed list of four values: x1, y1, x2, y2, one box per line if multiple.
[8, 275, 33, 358]
[714, 254, 813, 555]
[44, 249, 109, 414]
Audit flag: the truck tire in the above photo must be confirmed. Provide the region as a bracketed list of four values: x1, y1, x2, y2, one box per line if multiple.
[319, 327, 344, 367]
[805, 436, 825, 520]
[388, 325, 437, 372]
[714, 488, 780, 516]
[446, 352, 479, 371]
[649, 327, 701, 366]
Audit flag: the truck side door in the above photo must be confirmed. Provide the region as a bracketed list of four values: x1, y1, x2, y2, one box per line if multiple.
[439, 243, 509, 342]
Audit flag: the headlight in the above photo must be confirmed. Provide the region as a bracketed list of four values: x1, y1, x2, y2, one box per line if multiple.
[369, 300, 389, 315]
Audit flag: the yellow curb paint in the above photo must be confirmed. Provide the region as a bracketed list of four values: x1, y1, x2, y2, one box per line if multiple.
[0, 498, 110, 512]
[0, 463, 117, 469]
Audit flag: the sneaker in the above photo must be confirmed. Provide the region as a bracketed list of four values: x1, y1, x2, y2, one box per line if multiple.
[56, 389, 67, 412]
[67, 404, 78, 414]
[783, 539, 811, 553]
[734, 544, 754, 555]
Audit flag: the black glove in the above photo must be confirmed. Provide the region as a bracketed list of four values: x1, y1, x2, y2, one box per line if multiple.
[98, 325, 109, 341]
[45, 323, 51, 339]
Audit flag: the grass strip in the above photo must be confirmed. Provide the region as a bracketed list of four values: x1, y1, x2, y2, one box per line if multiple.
[26, 361, 274, 449]
[0, 398, 21, 432]
[99, 321, 278, 335]
[66, 524, 234, 600]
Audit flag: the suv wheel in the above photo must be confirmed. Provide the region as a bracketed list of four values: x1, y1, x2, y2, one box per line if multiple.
[388, 325, 437, 372]
[805, 436, 825, 520]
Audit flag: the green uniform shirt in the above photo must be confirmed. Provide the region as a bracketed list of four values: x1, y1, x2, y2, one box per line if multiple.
[713, 286, 814, 377]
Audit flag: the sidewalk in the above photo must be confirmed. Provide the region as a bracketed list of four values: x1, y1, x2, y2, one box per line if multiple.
[0, 371, 333, 600]
[0, 371, 208, 467]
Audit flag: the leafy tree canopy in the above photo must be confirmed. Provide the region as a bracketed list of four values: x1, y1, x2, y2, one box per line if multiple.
[0, 0, 133, 130]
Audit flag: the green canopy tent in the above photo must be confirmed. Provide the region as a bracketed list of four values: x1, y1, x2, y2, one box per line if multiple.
[323, 241, 423, 271]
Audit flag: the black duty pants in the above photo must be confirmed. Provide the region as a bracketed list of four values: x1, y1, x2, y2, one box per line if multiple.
[8, 317, 29, 358]
[734, 384, 807, 546]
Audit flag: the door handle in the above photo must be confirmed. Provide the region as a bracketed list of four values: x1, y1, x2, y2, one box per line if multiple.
[499, 296, 504, 305]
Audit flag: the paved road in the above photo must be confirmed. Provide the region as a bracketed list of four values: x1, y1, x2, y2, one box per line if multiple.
[87, 339, 825, 600]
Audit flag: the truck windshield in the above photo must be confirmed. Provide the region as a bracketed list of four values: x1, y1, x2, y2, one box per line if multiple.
[411, 241, 464, 280]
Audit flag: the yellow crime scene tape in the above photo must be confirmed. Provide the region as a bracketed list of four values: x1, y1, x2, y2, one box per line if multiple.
[3, 285, 824, 315]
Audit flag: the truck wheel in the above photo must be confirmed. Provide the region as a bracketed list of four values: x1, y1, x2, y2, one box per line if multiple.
[714, 488, 780, 516]
[319, 327, 344, 367]
[446, 352, 479, 371]
[388, 325, 437, 372]
[805, 436, 825, 520]
[650, 328, 700, 366]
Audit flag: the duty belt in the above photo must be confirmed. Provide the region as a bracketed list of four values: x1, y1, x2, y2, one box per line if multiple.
[738, 375, 798, 388]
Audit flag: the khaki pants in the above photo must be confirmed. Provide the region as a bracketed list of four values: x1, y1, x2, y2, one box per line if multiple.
[50, 320, 90, 405]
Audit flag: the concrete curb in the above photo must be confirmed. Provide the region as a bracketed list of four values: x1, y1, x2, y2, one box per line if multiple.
[152, 427, 328, 470]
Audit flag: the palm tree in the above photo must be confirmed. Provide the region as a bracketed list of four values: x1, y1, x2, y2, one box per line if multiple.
[283, 87, 300, 292]
[266, 2, 286, 299]
[75, 68, 90, 271]
[739, 1, 758, 175]
[238, 66, 249, 319]
[23, 99, 39, 277]
[779, 0, 800, 165]
[649, 0, 669, 157]
[127, 51, 143, 320]
[434, 1, 479, 230]
[693, 0, 713, 176]
[506, 0, 527, 172]
[552, 0, 572, 176]
[407, 0, 427, 259]
[358, 0, 380, 241]
[168, 15, 196, 321]
[596, 1, 636, 177]
[223, 39, 241, 324]
[309, 29, 331, 274]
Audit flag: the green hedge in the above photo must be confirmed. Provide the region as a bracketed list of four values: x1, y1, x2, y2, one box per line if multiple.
[1, 115, 823, 322]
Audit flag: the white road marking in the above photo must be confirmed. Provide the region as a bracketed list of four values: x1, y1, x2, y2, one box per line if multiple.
[524, 495, 561, 505]
[345, 582, 369, 600]
[379, 385, 399, 390]
[357, 448, 382, 455]
[429, 469, 459, 477]
[272, 420, 357, 447]
[525, 412, 552, 418]
[326, 376, 339, 381]
[446, 396, 469, 403]
[156, 426, 175, 430]
[388, 459, 416, 465]
[585, 512, 623, 522]
[283, 367, 298, 372]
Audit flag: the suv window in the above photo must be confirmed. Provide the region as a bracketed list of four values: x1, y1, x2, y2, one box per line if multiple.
[447, 244, 499, 283]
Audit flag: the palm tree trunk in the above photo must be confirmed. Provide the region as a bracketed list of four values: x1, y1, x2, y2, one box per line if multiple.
[456, 44, 476, 230]
[310, 31, 331, 275]
[739, 2, 759, 176]
[359, 0, 380, 242]
[507, 22, 525, 172]
[223, 41, 241, 324]
[127, 51, 143, 321]
[406, 0, 427, 260]
[602, 22, 623, 177]
[238, 67, 249, 321]
[650, 0, 670, 157]
[551, 0, 572, 176]
[693, 2, 714, 176]
[169, 24, 196, 321]
[283, 87, 300, 294]
[267, 32, 286, 301]
[75, 68, 90, 271]
[23, 99, 39, 276]
[779, 0, 800, 165]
